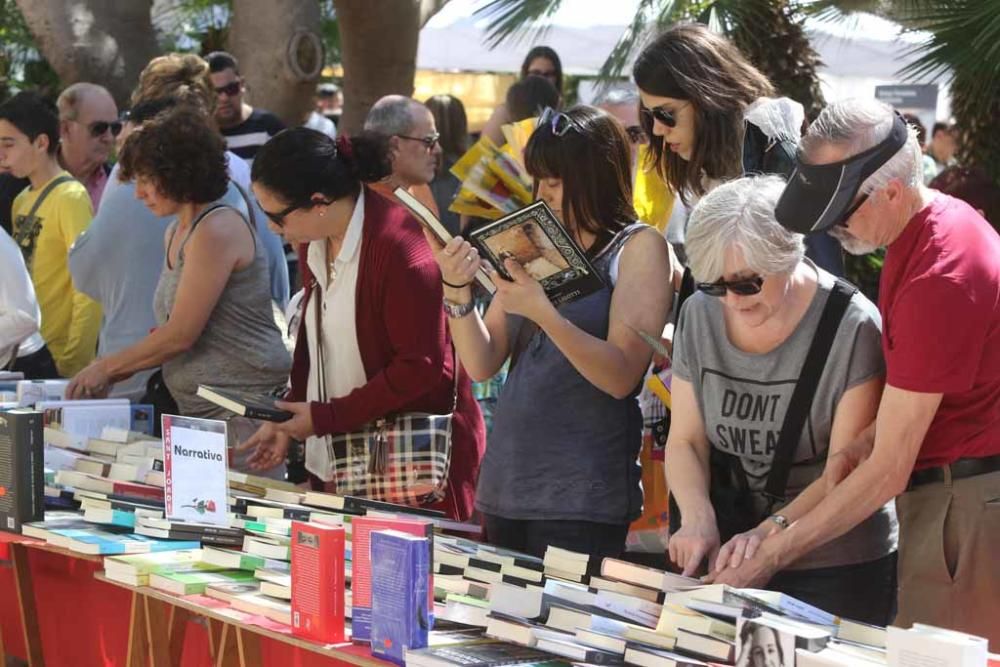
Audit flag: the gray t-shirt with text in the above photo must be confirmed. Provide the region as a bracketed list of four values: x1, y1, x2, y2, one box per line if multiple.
[673, 266, 897, 570]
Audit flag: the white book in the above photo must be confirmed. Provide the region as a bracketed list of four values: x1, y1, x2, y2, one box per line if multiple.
[887, 625, 988, 667]
[488, 581, 543, 619]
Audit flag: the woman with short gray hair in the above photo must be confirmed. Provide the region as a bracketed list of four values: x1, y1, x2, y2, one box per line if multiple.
[665, 174, 897, 624]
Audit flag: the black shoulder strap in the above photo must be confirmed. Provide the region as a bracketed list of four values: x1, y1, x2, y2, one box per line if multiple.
[764, 278, 856, 504]
[177, 203, 231, 260]
[25, 175, 74, 221]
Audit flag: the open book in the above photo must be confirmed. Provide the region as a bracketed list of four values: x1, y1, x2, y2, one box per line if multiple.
[395, 187, 604, 306]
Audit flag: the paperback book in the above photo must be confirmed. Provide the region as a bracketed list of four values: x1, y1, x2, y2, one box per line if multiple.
[0, 410, 44, 533]
[290, 520, 346, 644]
[195, 385, 292, 422]
[370, 530, 432, 665]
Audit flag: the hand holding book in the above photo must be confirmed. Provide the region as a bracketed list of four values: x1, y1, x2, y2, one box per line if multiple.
[490, 256, 557, 326]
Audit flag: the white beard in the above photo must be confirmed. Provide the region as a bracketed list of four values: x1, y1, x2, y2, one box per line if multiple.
[828, 225, 881, 256]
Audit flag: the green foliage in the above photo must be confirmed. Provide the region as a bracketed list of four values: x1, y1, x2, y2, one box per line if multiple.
[0, 0, 60, 101]
[844, 248, 885, 304]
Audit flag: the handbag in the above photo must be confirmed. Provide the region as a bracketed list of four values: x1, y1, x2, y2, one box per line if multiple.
[311, 283, 455, 506]
[669, 278, 856, 544]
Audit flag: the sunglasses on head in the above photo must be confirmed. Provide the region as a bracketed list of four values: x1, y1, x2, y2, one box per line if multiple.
[625, 125, 646, 144]
[87, 121, 123, 138]
[261, 197, 333, 227]
[215, 81, 241, 97]
[640, 104, 679, 129]
[696, 275, 765, 297]
[538, 107, 582, 137]
[395, 132, 440, 150]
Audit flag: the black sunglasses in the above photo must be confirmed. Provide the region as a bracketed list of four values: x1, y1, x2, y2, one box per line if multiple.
[396, 132, 440, 150]
[836, 193, 869, 228]
[87, 121, 123, 138]
[538, 107, 583, 137]
[215, 81, 241, 97]
[696, 275, 765, 297]
[261, 198, 333, 227]
[640, 105, 679, 129]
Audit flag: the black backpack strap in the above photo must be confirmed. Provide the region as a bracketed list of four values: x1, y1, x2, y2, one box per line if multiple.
[24, 175, 74, 220]
[764, 278, 857, 504]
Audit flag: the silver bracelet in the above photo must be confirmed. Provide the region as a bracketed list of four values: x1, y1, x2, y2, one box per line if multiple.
[768, 514, 790, 530]
[442, 297, 475, 319]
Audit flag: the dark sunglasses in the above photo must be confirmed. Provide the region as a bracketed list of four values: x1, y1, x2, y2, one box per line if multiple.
[836, 193, 869, 228]
[625, 125, 646, 144]
[261, 198, 333, 227]
[527, 68, 557, 80]
[696, 275, 765, 297]
[538, 107, 582, 137]
[640, 105, 679, 129]
[87, 121, 123, 138]
[396, 132, 440, 150]
[215, 81, 241, 97]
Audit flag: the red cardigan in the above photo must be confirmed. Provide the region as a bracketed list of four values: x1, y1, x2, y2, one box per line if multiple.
[288, 187, 485, 521]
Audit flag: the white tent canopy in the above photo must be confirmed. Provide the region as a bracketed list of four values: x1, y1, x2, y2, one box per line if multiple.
[418, 0, 950, 119]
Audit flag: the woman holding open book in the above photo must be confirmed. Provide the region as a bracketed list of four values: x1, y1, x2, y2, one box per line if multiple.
[426, 105, 674, 565]
[237, 128, 485, 521]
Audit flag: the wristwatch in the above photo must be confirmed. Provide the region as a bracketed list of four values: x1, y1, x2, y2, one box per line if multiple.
[768, 514, 790, 530]
[442, 297, 475, 319]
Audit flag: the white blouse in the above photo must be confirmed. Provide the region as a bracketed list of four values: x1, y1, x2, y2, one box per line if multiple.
[303, 190, 369, 480]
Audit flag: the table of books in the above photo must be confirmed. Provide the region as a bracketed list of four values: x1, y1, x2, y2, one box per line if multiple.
[0, 534, 390, 667]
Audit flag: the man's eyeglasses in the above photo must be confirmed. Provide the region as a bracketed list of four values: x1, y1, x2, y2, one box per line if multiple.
[87, 121, 123, 138]
[696, 275, 765, 297]
[261, 198, 333, 227]
[640, 104, 681, 129]
[539, 107, 582, 137]
[396, 132, 440, 150]
[625, 125, 646, 144]
[836, 193, 869, 228]
[215, 81, 241, 98]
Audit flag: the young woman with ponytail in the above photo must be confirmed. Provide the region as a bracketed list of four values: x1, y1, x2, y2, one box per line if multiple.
[238, 128, 486, 520]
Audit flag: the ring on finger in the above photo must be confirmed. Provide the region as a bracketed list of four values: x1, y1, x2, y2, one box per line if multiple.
[465, 254, 475, 263]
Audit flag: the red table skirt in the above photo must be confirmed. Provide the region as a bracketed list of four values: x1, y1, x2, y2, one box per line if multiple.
[0, 547, 356, 666]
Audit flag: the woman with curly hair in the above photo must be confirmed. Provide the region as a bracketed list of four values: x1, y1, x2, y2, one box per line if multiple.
[66, 108, 291, 433]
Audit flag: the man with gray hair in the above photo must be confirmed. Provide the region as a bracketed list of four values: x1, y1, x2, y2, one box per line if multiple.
[56, 82, 119, 210]
[364, 95, 442, 206]
[711, 98, 1000, 647]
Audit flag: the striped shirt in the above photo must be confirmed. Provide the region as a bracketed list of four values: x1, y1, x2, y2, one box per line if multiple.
[220, 108, 285, 163]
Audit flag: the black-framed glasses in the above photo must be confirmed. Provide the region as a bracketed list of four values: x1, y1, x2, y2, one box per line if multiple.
[538, 107, 582, 137]
[836, 193, 869, 228]
[396, 132, 440, 150]
[640, 104, 681, 129]
[215, 81, 241, 97]
[86, 121, 123, 138]
[625, 125, 646, 144]
[261, 198, 332, 227]
[697, 275, 765, 297]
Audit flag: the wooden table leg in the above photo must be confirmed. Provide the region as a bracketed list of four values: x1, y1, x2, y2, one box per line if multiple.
[10, 544, 44, 667]
[215, 623, 240, 667]
[235, 627, 262, 667]
[206, 619, 224, 662]
[126, 591, 149, 667]
[143, 595, 172, 667]
[167, 606, 193, 665]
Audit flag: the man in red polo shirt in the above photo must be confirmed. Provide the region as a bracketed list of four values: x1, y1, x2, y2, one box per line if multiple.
[707, 99, 1000, 647]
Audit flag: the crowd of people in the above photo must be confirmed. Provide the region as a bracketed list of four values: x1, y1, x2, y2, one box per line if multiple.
[0, 23, 998, 649]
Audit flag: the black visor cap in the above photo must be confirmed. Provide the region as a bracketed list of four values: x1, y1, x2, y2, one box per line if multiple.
[775, 112, 909, 234]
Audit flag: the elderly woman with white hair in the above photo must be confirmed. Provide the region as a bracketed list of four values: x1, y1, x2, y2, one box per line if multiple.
[664, 174, 897, 624]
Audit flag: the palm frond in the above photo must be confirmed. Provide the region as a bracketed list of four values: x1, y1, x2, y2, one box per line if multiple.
[474, 0, 564, 49]
[595, 0, 684, 80]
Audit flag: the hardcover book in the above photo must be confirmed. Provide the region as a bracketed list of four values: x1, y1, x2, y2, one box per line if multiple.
[0, 410, 44, 533]
[290, 520, 346, 644]
[195, 385, 292, 422]
[351, 515, 434, 642]
[395, 188, 604, 306]
[370, 530, 432, 665]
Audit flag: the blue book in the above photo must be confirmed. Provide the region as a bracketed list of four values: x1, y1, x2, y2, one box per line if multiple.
[370, 530, 431, 665]
[130, 404, 155, 435]
[47, 527, 201, 555]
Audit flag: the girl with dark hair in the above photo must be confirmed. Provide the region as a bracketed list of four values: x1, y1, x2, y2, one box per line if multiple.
[238, 128, 486, 521]
[481, 45, 565, 145]
[425, 94, 469, 235]
[67, 108, 291, 435]
[425, 106, 674, 562]
[633, 23, 843, 276]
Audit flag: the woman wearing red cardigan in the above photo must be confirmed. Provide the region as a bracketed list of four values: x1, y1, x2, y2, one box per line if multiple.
[237, 128, 485, 520]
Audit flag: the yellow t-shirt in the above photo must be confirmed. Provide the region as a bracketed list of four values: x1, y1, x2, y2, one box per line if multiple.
[12, 172, 100, 377]
[633, 144, 675, 234]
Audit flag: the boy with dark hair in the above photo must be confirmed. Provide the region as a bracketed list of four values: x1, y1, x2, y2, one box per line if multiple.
[205, 50, 285, 163]
[0, 91, 100, 378]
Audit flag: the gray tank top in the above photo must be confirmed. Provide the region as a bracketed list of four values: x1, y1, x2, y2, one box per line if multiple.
[476, 223, 648, 525]
[153, 203, 291, 421]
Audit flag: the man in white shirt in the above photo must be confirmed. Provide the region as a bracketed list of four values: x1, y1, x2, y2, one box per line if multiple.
[0, 226, 44, 372]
